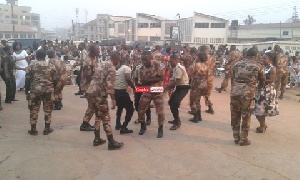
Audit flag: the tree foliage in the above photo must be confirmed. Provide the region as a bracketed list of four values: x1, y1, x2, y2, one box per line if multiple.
[243, 15, 256, 25]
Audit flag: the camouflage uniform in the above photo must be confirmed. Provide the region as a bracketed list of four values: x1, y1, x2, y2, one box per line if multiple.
[85, 61, 116, 135]
[81, 57, 98, 124]
[138, 60, 165, 126]
[25, 61, 57, 125]
[230, 57, 265, 143]
[49, 58, 68, 103]
[75, 49, 88, 93]
[275, 53, 289, 93]
[132, 50, 142, 71]
[153, 51, 165, 63]
[204, 55, 216, 107]
[189, 61, 212, 113]
[220, 50, 241, 90]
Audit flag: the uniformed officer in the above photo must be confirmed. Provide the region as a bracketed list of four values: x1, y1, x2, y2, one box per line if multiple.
[165, 54, 190, 130]
[79, 44, 100, 132]
[138, 51, 165, 138]
[74, 42, 88, 96]
[188, 51, 212, 123]
[85, 52, 124, 150]
[215, 45, 241, 93]
[48, 50, 68, 110]
[274, 45, 289, 99]
[230, 48, 265, 146]
[25, 49, 57, 136]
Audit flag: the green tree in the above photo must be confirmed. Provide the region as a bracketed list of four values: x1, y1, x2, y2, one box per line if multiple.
[243, 15, 256, 25]
[292, 6, 300, 23]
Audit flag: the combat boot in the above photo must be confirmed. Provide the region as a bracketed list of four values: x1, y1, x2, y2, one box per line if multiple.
[93, 129, 106, 146]
[58, 101, 63, 109]
[157, 125, 163, 138]
[53, 102, 61, 110]
[80, 122, 95, 131]
[146, 116, 151, 126]
[107, 135, 124, 150]
[139, 122, 147, 135]
[215, 87, 223, 93]
[279, 92, 284, 100]
[188, 111, 195, 115]
[205, 105, 214, 114]
[170, 119, 181, 130]
[43, 123, 53, 135]
[28, 124, 38, 136]
[189, 110, 202, 123]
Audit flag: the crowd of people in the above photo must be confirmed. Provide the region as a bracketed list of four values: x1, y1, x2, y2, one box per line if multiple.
[0, 39, 299, 150]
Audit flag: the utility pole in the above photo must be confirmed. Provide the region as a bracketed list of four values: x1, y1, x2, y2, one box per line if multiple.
[280, 21, 282, 40]
[11, 3, 15, 38]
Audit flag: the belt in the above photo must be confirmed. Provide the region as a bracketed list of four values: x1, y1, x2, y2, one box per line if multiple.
[176, 85, 190, 90]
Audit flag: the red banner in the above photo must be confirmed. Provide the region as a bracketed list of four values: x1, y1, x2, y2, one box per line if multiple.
[135, 86, 150, 93]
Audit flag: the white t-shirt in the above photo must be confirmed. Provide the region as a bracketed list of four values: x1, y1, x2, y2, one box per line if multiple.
[115, 65, 132, 90]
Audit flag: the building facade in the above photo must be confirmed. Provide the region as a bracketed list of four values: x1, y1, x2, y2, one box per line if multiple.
[178, 12, 228, 45]
[0, 1, 41, 39]
[228, 23, 300, 43]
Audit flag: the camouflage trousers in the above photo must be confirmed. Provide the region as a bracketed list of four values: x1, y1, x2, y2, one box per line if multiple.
[54, 76, 68, 101]
[221, 73, 231, 90]
[138, 92, 165, 126]
[28, 92, 54, 125]
[85, 94, 112, 135]
[275, 71, 288, 93]
[190, 88, 207, 113]
[204, 96, 213, 106]
[230, 96, 253, 141]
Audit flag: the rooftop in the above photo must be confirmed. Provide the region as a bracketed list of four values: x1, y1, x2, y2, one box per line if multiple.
[236, 22, 300, 29]
[137, 13, 169, 21]
[110, 16, 132, 22]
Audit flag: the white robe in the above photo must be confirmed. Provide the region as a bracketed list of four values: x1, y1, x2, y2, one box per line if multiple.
[13, 50, 28, 90]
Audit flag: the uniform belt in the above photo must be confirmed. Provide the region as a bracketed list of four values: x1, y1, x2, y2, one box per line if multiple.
[176, 85, 190, 90]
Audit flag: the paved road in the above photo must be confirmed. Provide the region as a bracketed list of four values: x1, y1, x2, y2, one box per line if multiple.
[0, 78, 299, 180]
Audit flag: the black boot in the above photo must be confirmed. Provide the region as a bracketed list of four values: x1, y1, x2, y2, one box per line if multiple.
[115, 123, 121, 130]
[107, 135, 124, 150]
[58, 101, 63, 109]
[189, 110, 201, 123]
[215, 87, 223, 93]
[139, 122, 147, 135]
[205, 105, 214, 114]
[146, 117, 151, 126]
[170, 119, 181, 130]
[120, 125, 133, 134]
[157, 125, 163, 138]
[43, 123, 53, 135]
[28, 124, 38, 136]
[75, 91, 84, 95]
[80, 122, 95, 131]
[53, 102, 61, 110]
[93, 130, 106, 146]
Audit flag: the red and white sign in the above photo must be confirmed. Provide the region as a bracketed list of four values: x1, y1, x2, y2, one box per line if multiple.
[135, 86, 164, 93]
[135, 86, 150, 93]
[150, 87, 164, 93]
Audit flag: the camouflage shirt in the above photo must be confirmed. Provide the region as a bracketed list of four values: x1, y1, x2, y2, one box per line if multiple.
[231, 57, 265, 98]
[25, 61, 57, 93]
[80, 56, 97, 91]
[153, 51, 165, 63]
[139, 60, 165, 87]
[225, 50, 241, 75]
[276, 53, 289, 74]
[49, 58, 67, 80]
[86, 61, 116, 97]
[189, 61, 212, 94]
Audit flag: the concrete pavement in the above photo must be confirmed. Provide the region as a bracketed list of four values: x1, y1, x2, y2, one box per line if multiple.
[0, 78, 300, 180]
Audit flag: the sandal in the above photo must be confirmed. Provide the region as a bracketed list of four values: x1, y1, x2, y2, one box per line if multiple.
[256, 126, 267, 133]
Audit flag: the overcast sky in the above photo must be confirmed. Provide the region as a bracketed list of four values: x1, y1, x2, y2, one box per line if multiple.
[1, 0, 299, 30]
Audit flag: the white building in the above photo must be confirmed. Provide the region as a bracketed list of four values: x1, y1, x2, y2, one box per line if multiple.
[228, 22, 300, 43]
[109, 16, 132, 38]
[134, 13, 177, 41]
[178, 12, 228, 45]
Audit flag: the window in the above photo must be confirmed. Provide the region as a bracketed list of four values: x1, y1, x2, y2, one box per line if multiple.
[109, 23, 114, 28]
[283, 31, 289, 36]
[12, 20, 18, 25]
[150, 23, 161, 28]
[194, 23, 209, 28]
[24, 21, 30, 25]
[138, 23, 149, 28]
[91, 27, 94, 31]
[165, 23, 177, 34]
[28, 34, 33, 38]
[31, 16, 39, 20]
[32, 21, 39, 26]
[5, 34, 11, 39]
[0, 34, 3, 39]
[5, 15, 10, 18]
[22, 10, 27, 13]
[211, 23, 226, 28]
[14, 34, 18, 38]
[20, 34, 26, 38]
